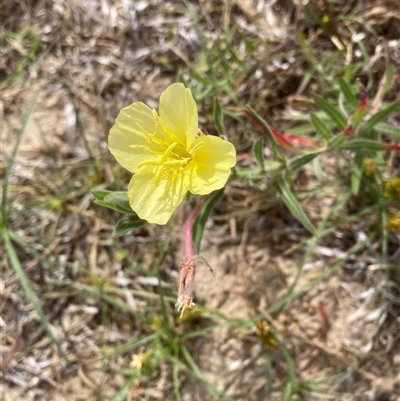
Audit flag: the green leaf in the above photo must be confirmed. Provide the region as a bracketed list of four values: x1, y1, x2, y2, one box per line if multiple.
[351, 152, 364, 195]
[310, 113, 332, 140]
[337, 77, 358, 108]
[282, 381, 294, 401]
[312, 93, 347, 130]
[375, 122, 400, 139]
[246, 106, 286, 162]
[2, 90, 40, 223]
[285, 123, 315, 135]
[383, 63, 394, 96]
[92, 190, 135, 214]
[252, 138, 265, 171]
[91, 189, 112, 201]
[327, 134, 347, 151]
[213, 98, 226, 136]
[277, 175, 317, 236]
[362, 100, 400, 132]
[112, 215, 146, 237]
[339, 139, 386, 151]
[103, 192, 132, 212]
[287, 153, 319, 173]
[192, 189, 225, 253]
[312, 156, 327, 181]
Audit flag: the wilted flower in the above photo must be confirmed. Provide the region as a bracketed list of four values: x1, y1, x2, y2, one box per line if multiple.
[108, 83, 236, 224]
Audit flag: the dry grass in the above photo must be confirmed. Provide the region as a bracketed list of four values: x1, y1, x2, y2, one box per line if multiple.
[1, 1, 400, 400]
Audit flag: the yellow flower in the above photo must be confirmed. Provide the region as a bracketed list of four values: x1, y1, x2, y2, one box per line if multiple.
[108, 83, 236, 224]
[387, 212, 400, 233]
[383, 176, 400, 200]
[255, 321, 278, 349]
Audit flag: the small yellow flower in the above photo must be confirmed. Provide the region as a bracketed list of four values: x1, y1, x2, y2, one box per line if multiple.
[255, 321, 278, 349]
[130, 352, 148, 370]
[108, 83, 236, 224]
[383, 176, 400, 200]
[362, 158, 376, 176]
[387, 212, 400, 233]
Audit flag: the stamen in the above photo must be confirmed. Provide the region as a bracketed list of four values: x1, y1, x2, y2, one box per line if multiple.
[189, 140, 204, 155]
[136, 121, 169, 148]
[154, 112, 181, 144]
[128, 144, 164, 156]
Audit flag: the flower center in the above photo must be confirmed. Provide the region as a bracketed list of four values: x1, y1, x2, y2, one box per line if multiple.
[137, 141, 192, 186]
[129, 113, 205, 186]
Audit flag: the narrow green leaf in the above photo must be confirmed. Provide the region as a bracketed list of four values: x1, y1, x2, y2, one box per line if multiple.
[375, 122, 400, 139]
[327, 134, 347, 151]
[310, 113, 332, 140]
[312, 93, 347, 130]
[362, 100, 400, 132]
[109, 375, 139, 401]
[282, 381, 294, 401]
[213, 98, 226, 136]
[383, 63, 394, 96]
[287, 153, 319, 173]
[192, 189, 225, 252]
[3, 229, 70, 364]
[277, 175, 317, 236]
[351, 152, 364, 195]
[246, 106, 286, 162]
[252, 138, 265, 171]
[285, 123, 315, 135]
[340, 139, 386, 151]
[180, 345, 237, 401]
[337, 78, 358, 108]
[112, 215, 146, 237]
[312, 156, 327, 181]
[2, 90, 40, 223]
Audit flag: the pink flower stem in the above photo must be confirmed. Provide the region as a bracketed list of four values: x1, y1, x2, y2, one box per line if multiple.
[175, 199, 204, 317]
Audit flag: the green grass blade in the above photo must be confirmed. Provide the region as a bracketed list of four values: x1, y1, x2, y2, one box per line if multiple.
[109, 374, 139, 401]
[102, 332, 159, 358]
[179, 346, 236, 401]
[3, 229, 70, 364]
[172, 362, 182, 401]
[2, 90, 40, 223]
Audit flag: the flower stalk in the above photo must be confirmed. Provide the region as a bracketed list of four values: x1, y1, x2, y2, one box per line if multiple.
[175, 201, 213, 318]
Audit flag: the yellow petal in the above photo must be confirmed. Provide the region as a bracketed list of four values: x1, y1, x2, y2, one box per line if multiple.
[187, 135, 236, 195]
[159, 83, 198, 147]
[109, 102, 167, 173]
[127, 168, 188, 225]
